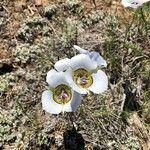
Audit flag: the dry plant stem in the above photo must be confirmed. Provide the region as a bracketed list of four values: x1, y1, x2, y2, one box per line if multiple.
[91, 0, 97, 8]
[127, 113, 150, 150]
[123, 11, 136, 45]
[140, 8, 150, 42]
[69, 112, 75, 127]
[119, 93, 126, 116]
[48, 22, 61, 41]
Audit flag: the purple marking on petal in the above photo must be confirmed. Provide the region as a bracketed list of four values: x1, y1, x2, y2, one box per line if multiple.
[84, 51, 100, 61]
[131, 2, 139, 4]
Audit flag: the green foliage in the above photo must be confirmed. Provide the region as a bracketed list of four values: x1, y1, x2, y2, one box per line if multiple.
[0, 106, 22, 146]
[64, 0, 82, 13]
[0, 73, 14, 92]
[44, 4, 58, 19]
[13, 44, 43, 64]
[82, 10, 104, 26]
[61, 18, 77, 47]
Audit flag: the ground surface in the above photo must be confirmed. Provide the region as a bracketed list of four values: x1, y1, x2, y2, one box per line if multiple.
[0, 0, 150, 149]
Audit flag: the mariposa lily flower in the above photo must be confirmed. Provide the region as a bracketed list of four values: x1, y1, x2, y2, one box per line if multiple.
[121, 0, 150, 8]
[54, 45, 107, 72]
[73, 45, 107, 68]
[63, 54, 108, 94]
[42, 69, 81, 114]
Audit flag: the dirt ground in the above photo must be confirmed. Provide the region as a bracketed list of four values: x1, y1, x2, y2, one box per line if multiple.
[0, 0, 150, 149]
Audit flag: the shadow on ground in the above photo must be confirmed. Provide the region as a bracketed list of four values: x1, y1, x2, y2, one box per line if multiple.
[63, 126, 85, 150]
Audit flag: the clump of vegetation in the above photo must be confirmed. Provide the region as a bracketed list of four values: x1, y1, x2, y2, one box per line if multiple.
[0, 73, 14, 92]
[12, 44, 43, 64]
[15, 127, 53, 149]
[82, 10, 104, 26]
[111, 136, 140, 150]
[61, 18, 77, 47]
[44, 4, 58, 19]
[64, 0, 82, 14]
[0, 6, 8, 27]
[0, 106, 22, 147]
[140, 60, 150, 124]
[17, 17, 48, 43]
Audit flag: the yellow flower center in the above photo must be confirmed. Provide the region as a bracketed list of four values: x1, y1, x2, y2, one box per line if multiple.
[53, 84, 72, 104]
[73, 68, 93, 88]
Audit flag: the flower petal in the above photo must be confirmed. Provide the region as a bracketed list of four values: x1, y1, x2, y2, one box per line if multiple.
[85, 51, 107, 67]
[73, 45, 107, 67]
[121, 0, 148, 8]
[69, 54, 97, 71]
[64, 68, 89, 94]
[54, 58, 70, 72]
[63, 91, 82, 112]
[121, 0, 133, 7]
[46, 69, 57, 84]
[46, 69, 69, 87]
[88, 70, 108, 94]
[73, 45, 87, 53]
[42, 90, 62, 114]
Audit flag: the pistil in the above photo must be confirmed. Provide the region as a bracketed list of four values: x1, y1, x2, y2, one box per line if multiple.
[53, 84, 72, 104]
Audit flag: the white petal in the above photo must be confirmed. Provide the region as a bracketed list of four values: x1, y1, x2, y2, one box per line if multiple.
[63, 91, 82, 112]
[85, 51, 107, 67]
[73, 45, 87, 53]
[54, 58, 70, 72]
[46, 70, 69, 87]
[88, 70, 108, 94]
[121, 0, 137, 8]
[73, 45, 107, 67]
[46, 69, 57, 84]
[121, 0, 146, 8]
[42, 90, 62, 114]
[121, 0, 132, 7]
[64, 68, 89, 94]
[143, 0, 150, 3]
[94, 54, 107, 67]
[69, 54, 97, 71]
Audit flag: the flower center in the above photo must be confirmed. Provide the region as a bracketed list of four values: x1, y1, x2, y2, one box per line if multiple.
[53, 84, 72, 104]
[73, 68, 93, 88]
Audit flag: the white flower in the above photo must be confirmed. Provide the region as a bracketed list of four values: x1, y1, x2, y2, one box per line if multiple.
[42, 69, 81, 114]
[73, 45, 107, 67]
[54, 58, 70, 72]
[54, 45, 107, 72]
[121, 0, 150, 8]
[64, 54, 108, 94]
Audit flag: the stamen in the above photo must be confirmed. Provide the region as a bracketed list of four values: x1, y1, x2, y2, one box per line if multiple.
[58, 90, 69, 100]
[73, 68, 93, 88]
[77, 76, 88, 85]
